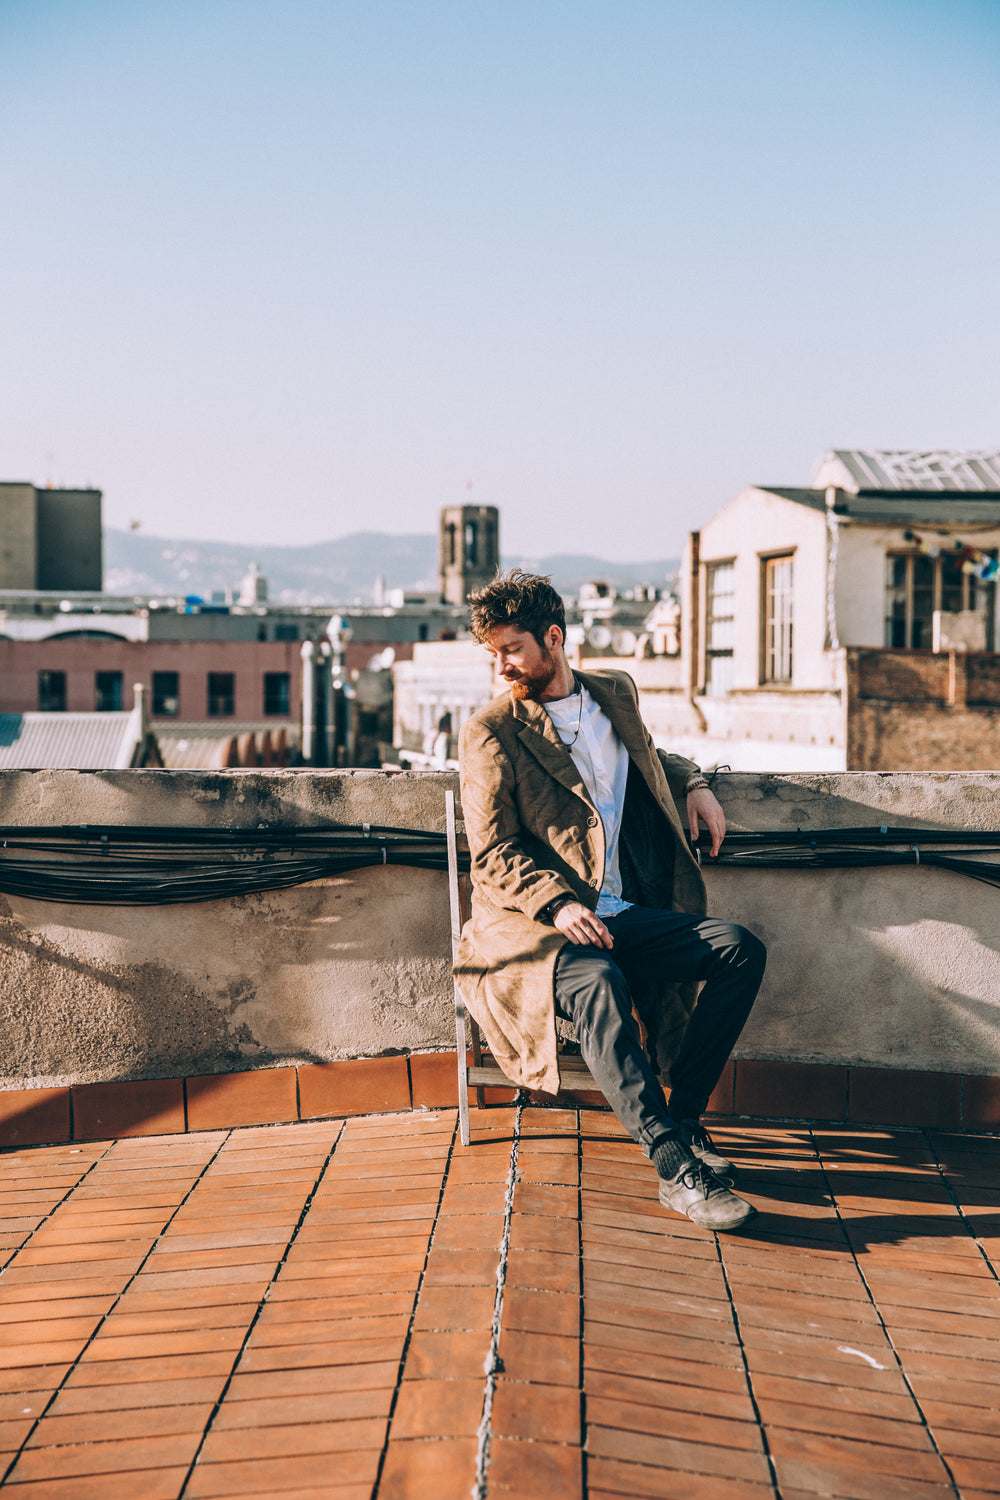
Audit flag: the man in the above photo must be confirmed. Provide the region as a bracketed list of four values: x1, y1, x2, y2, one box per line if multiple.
[455, 571, 766, 1231]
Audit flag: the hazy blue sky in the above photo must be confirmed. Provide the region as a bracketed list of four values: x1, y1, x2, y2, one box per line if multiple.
[2, 0, 998, 559]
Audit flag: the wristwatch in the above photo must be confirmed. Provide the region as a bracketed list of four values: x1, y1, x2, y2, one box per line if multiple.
[540, 894, 574, 923]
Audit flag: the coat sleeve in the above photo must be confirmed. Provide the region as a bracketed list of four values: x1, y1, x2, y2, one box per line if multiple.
[459, 717, 576, 921]
[655, 748, 702, 800]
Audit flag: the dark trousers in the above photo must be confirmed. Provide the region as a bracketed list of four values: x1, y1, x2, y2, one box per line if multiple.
[553, 906, 766, 1151]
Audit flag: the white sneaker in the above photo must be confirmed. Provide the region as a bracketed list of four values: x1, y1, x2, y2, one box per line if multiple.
[658, 1159, 756, 1231]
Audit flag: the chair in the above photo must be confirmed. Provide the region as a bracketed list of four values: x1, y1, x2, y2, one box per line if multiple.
[445, 790, 599, 1146]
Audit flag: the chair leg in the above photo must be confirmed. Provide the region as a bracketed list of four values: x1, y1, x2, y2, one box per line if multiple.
[446, 789, 472, 1146]
[455, 1001, 471, 1147]
[469, 1012, 487, 1112]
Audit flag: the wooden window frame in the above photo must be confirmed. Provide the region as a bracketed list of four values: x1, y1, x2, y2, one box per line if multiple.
[760, 552, 794, 685]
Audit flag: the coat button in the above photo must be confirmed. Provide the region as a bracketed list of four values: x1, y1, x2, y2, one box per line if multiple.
[587, 815, 598, 827]
[589, 877, 598, 887]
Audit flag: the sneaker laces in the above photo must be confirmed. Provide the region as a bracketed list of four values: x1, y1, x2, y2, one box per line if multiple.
[675, 1160, 728, 1199]
[684, 1127, 734, 1184]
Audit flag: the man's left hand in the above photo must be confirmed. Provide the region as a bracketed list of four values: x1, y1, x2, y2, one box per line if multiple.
[687, 786, 726, 857]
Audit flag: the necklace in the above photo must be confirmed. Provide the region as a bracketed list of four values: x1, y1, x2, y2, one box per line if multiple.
[561, 690, 584, 748]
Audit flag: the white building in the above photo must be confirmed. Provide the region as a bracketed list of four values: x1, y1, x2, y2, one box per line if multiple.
[645, 450, 1000, 771]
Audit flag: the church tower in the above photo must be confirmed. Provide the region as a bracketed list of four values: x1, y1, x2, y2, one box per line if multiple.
[439, 504, 499, 606]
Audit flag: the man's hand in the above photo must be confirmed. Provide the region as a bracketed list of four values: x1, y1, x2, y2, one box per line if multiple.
[687, 786, 726, 857]
[552, 901, 614, 949]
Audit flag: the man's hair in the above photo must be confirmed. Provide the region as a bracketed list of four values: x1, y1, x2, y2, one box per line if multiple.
[468, 570, 567, 646]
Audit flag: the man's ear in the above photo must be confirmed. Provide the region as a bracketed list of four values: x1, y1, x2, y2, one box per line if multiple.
[547, 624, 564, 652]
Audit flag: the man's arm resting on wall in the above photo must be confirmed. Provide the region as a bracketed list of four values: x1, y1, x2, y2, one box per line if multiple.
[459, 720, 575, 920]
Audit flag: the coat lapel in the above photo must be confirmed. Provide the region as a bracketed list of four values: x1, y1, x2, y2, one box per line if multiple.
[511, 694, 593, 806]
[576, 670, 664, 803]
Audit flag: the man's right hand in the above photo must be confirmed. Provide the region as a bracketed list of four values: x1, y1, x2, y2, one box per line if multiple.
[552, 901, 614, 949]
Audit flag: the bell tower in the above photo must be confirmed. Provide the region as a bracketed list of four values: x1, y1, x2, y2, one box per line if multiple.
[439, 504, 499, 606]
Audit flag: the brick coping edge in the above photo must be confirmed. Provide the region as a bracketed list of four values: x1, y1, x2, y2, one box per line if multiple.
[0, 1054, 997, 1148]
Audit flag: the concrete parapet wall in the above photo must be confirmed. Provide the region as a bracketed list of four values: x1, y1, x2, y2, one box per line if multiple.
[1, 769, 1000, 1089]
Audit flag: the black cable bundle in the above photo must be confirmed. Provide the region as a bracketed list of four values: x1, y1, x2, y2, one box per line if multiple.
[2, 822, 1000, 908]
[708, 826, 1000, 891]
[0, 823, 470, 906]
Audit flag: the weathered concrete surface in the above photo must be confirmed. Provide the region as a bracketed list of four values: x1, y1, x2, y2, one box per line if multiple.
[713, 772, 1000, 1075]
[1, 768, 1000, 1086]
[0, 770, 456, 1087]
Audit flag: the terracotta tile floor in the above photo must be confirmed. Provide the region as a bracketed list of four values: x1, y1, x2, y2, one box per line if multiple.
[0, 1108, 998, 1498]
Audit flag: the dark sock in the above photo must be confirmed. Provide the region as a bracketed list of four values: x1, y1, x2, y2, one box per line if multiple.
[650, 1131, 693, 1181]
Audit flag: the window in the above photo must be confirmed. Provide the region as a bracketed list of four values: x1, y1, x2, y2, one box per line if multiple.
[263, 671, 290, 716]
[704, 561, 735, 696]
[274, 623, 299, 642]
[95, 671, 123, 712]
[207, 672, 235, 716]
[38, 670, 66, 712]
[885, 551, 995, 648]
[762, 555, 794, 684]
[152, 671, 180, 717]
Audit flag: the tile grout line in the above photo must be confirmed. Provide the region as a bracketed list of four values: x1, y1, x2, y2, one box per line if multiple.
[807, 1124, 963, 1499]
[575, 1110, 586, 1500]
[0, 1130, 231, 1484]
[0, 1138, 114, 1280]
[713, 1226, 784, 1500]
[175, 1119, 347, 1497]
[370, 1108, 466, 1497]
[473, 1096, 524, 1500]
[922, 1127, 1000, 1286]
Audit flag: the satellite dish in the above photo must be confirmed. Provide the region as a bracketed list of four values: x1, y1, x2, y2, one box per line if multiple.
[367, 647, 396, 671]
[587, 625, 612, 649]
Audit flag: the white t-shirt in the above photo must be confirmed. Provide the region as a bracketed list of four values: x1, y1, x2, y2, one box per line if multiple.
[543, 685, 631, 918]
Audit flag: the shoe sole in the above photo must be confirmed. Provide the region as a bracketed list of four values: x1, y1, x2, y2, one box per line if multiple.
[658, 1188, 757, 1233]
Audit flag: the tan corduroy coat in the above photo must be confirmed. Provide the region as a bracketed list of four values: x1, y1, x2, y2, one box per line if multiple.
[455, 668, 707, 1095]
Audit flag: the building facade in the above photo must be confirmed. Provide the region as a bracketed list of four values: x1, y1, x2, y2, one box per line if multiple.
[642, 449, 1000, 771]
[0, 483, 102, 591]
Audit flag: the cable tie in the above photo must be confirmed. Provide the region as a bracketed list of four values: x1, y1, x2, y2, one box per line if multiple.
[363, 823, 371, 837]
[881, 826, 888, 835]
[912, 845, 920, 865]
[382, 845, 387, 865]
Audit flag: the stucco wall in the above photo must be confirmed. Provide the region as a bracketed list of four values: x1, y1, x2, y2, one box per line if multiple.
[696, 488, 832, 691]
[1, 769, 1000, 1087]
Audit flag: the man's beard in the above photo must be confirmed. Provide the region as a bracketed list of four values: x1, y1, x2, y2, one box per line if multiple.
[505, 646, 558, 702]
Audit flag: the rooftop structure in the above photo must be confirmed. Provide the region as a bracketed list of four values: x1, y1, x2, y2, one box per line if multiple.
[0, 686, 160, 769]
[813, 448, 1000, 493]
[0, 483, 102, 592]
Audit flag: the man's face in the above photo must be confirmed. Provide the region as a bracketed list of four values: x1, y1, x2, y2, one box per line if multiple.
[484, 624, 559, 701]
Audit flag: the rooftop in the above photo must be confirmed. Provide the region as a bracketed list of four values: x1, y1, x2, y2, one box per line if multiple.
[813, 449, 1000, 494]
[0, 709, 157, 772]
[0, 1101, 998, 1498]
[760, 486, 1000, 526]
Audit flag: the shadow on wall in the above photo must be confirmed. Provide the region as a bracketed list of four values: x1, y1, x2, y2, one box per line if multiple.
[710, 776, 1000, 1076]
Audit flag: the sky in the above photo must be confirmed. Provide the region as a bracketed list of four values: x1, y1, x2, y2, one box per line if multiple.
[1, 0, 998, 561]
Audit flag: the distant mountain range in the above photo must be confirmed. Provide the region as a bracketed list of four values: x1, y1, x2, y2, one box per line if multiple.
[104, 528, 679, 604]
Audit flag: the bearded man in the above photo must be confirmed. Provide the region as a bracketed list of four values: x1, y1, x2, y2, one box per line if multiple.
[454, 571, 766, 1232]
